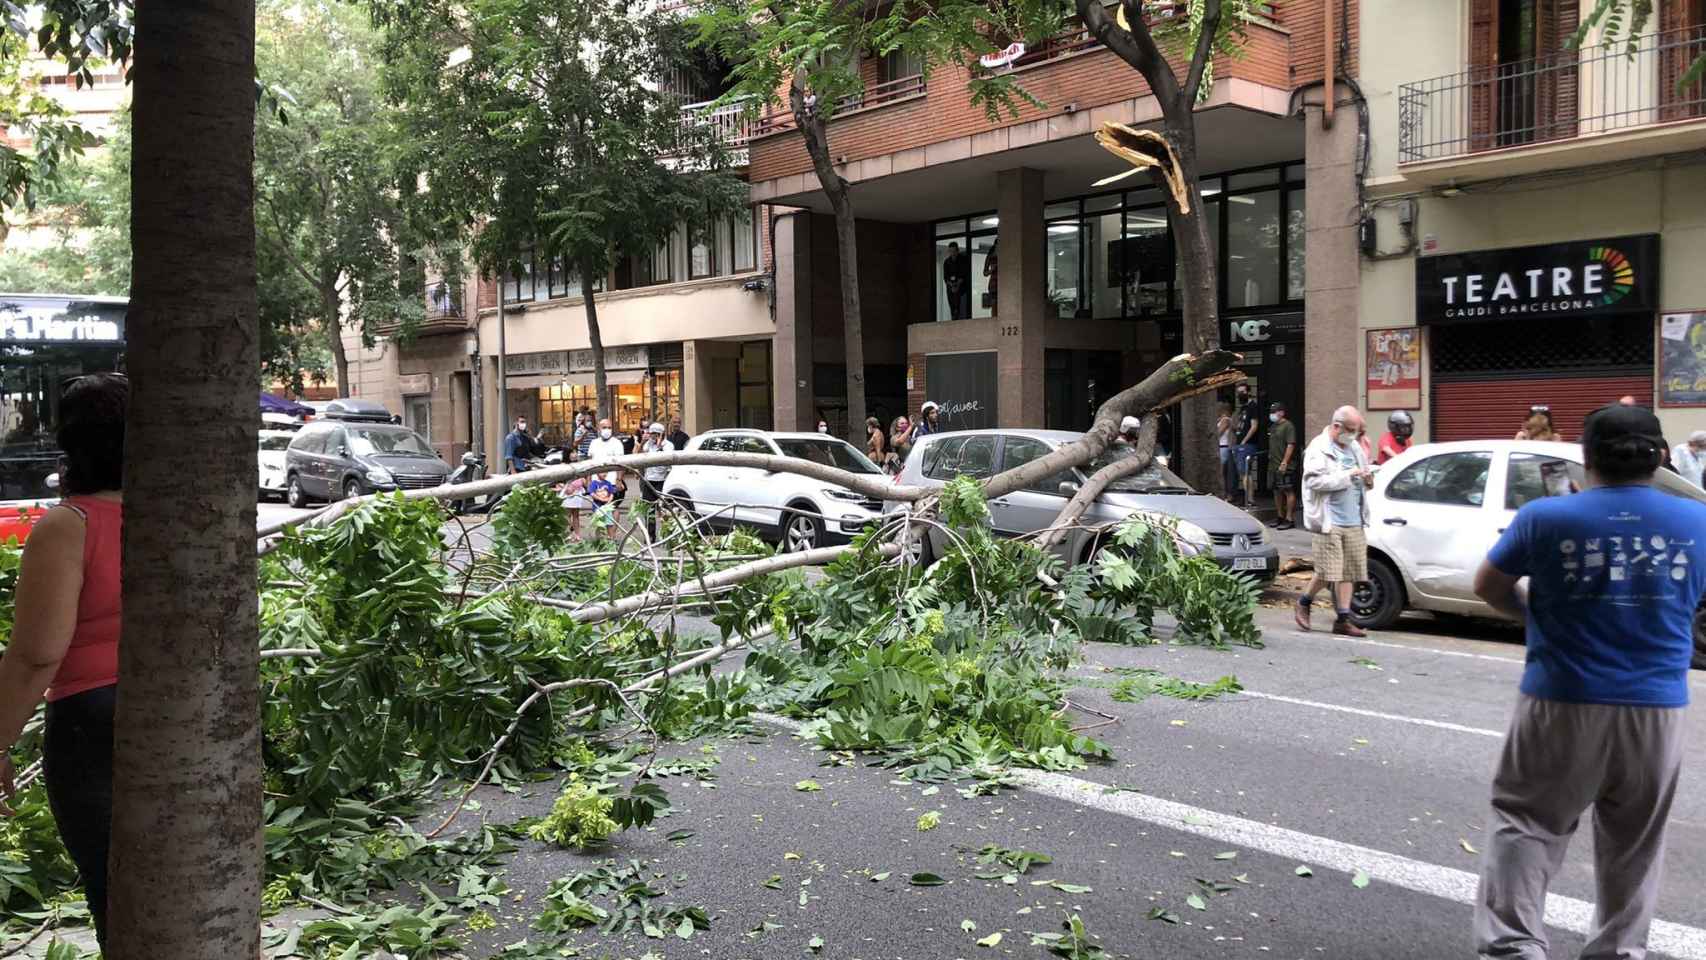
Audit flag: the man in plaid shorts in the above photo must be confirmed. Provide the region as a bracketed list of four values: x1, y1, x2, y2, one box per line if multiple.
[1296, 404, 1374, 637]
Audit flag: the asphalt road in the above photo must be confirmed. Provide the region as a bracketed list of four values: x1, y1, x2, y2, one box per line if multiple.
[397, 607, 1704, 960]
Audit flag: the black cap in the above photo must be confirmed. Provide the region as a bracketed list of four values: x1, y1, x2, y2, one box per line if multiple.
[1268, 401, 1285, 412]
[1582, 403, 1665, 456]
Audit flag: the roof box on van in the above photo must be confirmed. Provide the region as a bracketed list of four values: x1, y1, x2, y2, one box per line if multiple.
[322, 398, 394, 422]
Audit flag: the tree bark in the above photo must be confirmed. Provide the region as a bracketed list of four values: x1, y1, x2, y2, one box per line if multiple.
[790, 75, 865, 440]
[110, 2, 263, 957]
[582, 262, 609, 422]
[1078, 0, 1226, 495]
[1042, 416, 1159, 548]
[323, 282, 349, 396]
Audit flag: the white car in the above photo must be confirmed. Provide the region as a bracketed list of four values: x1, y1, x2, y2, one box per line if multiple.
[1354, 439, 1706, 665]
[258, 428, 296, 499]
[663, 430, 887, 552]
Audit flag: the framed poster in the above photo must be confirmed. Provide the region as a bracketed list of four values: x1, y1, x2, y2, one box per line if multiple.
[1365, 327, 1421, 410]
[1659, 311, 1706, 407]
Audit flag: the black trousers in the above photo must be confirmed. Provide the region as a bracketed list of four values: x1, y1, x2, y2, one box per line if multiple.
[42, 684, 115, 946]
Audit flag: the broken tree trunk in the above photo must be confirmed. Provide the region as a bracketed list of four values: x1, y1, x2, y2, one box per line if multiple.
[1040, 416, 1161, 550]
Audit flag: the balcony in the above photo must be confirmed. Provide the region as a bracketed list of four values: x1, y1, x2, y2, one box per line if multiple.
[749, 73, 927, 139]
[1397, 24, 1706, 179]
[377, 279, 471, 338]
[678, 96, 757, 166]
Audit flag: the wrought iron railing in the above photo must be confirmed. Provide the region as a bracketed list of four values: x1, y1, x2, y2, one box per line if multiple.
[678, 96, 757, 148]
[1398, 24, 1706, 164]
[426, 279, 463, 320]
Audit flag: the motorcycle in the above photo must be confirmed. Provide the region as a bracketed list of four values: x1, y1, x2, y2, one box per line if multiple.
[446, 451, 487, 514]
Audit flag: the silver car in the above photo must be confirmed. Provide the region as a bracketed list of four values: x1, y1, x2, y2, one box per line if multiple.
[889, 429, 1278, 580]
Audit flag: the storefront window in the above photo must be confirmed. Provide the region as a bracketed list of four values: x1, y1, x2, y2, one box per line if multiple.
[1225, 189, 1280, 308]
[1122, 207, 1171, 316]
[1046, 212, 1082, 319]
[1286, 189, 1307, 302]
[1088, 211, 1124, 320]
[932, 215, 997, 322]
[648, 368, 683, 432]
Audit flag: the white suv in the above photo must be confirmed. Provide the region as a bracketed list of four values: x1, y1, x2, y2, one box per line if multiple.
[664, 430, 888, 552]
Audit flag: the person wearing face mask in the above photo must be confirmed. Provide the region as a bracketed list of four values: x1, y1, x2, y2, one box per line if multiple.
[1266, 402, 1297, 530]
[1296, 405, 1374, 637]
[585, 417, 628, 521]
[816, 419, 829, 434]
[1231, 385, 1261, 506]
[504, 416, 535, 474]
[1672, 431, 1706, 489]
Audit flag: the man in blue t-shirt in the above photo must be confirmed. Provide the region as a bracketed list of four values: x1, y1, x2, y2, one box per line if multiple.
[1471, 403, 1706, 960]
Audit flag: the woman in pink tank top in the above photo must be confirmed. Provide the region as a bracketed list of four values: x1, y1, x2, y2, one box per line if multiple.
[0, 372, 126, 947]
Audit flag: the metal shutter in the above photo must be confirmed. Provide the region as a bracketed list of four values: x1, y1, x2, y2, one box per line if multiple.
[1431, 374, 1654, 443]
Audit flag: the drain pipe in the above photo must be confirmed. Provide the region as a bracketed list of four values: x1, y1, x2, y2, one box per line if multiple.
[1323, 0, 1335, 128]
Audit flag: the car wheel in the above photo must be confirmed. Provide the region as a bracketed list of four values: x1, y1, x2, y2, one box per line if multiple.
[342, 478, 364, 502]
[287, 475, 308, 509]
[901, 520, 934, 567]
[782, 505, 822, 554]
[1350, 555, 1405, 630]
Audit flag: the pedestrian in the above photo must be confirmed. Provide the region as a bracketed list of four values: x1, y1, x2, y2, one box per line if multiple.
[0, 373, 127, 948]
[556, 476, 590, 542]
[574, 413, 595, 462]
[866, 416, 888, 464]
[1470, 403, 1706, 960]
[1514, 405, 1561, 442]
[503, 415, 535, 473]
[1216, 400, 1235, 496]
[586, 417, 627, 524]
[914, 400, 940, 440]
[667, 418, 689, 454]
[983, 240, 999, 312]
[1671, 430, 1706, 489]
[1295, 405, 1374, 637]
[1376, 411, 1414, 465]
[889, 415, 913, 474]
[816, 419, 830, 434]
[1232, 384, 1261, 506]
[1267, 402, 1298, 530]
[639, 421, 674, 517]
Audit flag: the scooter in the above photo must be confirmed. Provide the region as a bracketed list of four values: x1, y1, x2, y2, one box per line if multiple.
[446, 451, 487, 514]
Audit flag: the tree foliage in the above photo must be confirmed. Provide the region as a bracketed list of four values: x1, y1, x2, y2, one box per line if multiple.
[1572, 0, 1706, 91]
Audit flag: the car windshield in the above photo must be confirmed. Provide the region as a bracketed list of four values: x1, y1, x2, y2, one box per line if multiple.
[774, 437, 882, 474]
[347, 427, 436, 458]
[259, 435, 293, 452]
[1083, 449, 1194, 494]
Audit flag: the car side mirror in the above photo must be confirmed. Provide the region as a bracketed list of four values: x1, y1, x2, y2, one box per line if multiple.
[45, 472, 59, 491]
[1058, 480, 1081, 496]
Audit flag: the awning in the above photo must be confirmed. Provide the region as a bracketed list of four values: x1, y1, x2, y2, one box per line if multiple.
[505, 369, 647, 389]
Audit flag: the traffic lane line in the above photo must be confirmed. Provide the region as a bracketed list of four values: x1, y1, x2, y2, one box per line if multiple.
[756, 712, 1706, 959]
[1012, 768, 1706, 960]
[1237, 689, 1504, 737]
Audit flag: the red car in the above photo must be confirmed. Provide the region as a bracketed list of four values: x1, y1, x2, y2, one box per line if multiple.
[0, 503, 48, 544]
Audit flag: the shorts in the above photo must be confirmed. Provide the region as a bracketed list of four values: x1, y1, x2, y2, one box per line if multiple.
[1270, 465, 1297, 490]
[1312, 525, 1368, 582]
[1234, 444, 1259, 478]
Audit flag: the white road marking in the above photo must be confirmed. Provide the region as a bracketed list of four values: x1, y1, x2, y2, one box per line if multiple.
[756, 712, 1706, 959]
[1238, 690, 1506, 738]
[1292, 629, 1526, 664]
[1013, 768, 1706, 960]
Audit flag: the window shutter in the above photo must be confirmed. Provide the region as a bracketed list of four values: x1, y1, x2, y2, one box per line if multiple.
[1659, 0, 1705, 121]
[1536, 0, 1580, 141]
[1469, 0, 1498, 151]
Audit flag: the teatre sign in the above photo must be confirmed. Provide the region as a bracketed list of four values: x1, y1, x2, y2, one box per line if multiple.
[1415, 234, 1659, 325]
[0, 303, 124, 342]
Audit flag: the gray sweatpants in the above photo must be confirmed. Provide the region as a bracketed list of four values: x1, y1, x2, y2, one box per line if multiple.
[1474, 695, 1685, 960]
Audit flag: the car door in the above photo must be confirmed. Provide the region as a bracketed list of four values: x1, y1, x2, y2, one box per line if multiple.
[731, 434, 783, 530]
[296, 426, 331, 497]
[1374, 449, 1497, 609]
[991, 435, 1076, 540]
[682, 436, 734, 527]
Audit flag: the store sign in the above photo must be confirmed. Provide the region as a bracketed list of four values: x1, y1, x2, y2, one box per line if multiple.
[1416, 234, 1660, 325]
[397, 373, 432, 395]
[1225, 313, 1304, 346]
[508, 351, 568, 376]
[569, 345, 648, 372]
[0, 301, 125, 342]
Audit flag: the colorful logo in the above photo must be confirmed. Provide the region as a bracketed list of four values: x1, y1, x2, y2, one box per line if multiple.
[1588, 245, 1635, 306]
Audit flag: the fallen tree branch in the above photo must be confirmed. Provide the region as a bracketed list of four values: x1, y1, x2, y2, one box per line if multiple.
[1040, 417, 1160, 550]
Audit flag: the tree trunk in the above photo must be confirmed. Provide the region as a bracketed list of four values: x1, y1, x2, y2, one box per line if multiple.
[109, 3, 263, 958]
[1163, 115, 1223, 496]
[791, 77, 865, 440]
[582, 263, 609, 421]
[323, 283, 349, 396]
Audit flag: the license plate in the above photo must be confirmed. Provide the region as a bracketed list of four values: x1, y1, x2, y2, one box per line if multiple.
[1232, 557, 1267, 571]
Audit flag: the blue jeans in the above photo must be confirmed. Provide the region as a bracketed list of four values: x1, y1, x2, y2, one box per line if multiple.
[1234, 443, 1260, 481]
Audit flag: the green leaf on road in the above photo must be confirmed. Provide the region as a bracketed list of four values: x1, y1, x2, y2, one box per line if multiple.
[763, 874, 782, 889]
[909, 872, 948, 886]
[1213, 851, 1238, 860]
[1186, 893, 1207, 911]
[1352, 870, 1371, 889]
[794, 779, 822, 792]
[977, 931, 1003, 947]
[870, 872, 891, 882]
[808, 935, 824, 952]
[962, 919, 977, 932]
[1148, 907, 1181, 924]
[1295, 865, 1313, 877]
[917, 811, 941, 831]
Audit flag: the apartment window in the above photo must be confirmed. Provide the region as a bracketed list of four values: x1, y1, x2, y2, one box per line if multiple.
[727, 207, 757, 273]
[502, 249, 537, 302]
[689, 218, 716, 280]
[881, 48, 924, 84]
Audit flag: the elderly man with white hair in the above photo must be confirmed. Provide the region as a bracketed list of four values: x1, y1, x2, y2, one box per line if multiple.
[1673, 430, 1706, 489]
[1296, 404, 1375, 637]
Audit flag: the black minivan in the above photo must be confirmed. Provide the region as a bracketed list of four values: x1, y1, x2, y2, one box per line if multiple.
[284, 399, 452, 506]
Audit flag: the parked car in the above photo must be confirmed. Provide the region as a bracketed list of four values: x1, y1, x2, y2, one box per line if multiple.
[284, 399, 451, 506]
[0, 469, 55, 543]
[1352, 439, 1706, 665]
[889, 429, 1278, 579]
[663, 429, 887, 552]
[258, 428, 297, 500]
